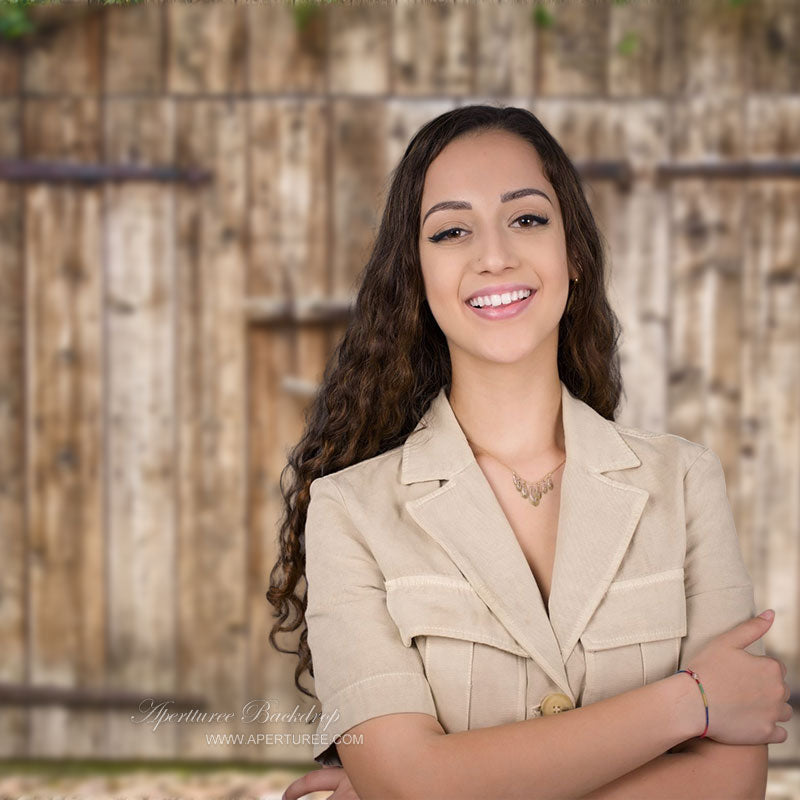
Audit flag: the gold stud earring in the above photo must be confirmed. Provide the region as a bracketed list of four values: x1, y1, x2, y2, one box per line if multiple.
[566, 276, 579, 311]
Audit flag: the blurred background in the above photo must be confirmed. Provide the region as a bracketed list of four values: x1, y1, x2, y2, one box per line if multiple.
[0, 0, 798, 797]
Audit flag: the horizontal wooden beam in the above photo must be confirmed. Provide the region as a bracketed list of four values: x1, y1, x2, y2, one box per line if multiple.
[575, 159, 634, 188]
[656, 160, 800, 179]
[3, 158, 798, 189]
[0, 159, 212, 184]
[0, 682, 207, 711]
[244, 295, 354, 325]
[281, 375, 320, 398]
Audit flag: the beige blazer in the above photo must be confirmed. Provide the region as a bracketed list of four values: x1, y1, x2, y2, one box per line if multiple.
[304, 380, 764, 767]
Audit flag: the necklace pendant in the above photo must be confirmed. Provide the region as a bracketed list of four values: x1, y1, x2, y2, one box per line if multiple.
[508, 462, 563, 508]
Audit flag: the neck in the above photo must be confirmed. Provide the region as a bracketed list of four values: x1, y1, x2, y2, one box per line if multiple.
[447, 369, 565, 473]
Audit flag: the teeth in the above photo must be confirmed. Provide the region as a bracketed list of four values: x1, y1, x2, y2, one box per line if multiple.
[469, 289, 532, 308]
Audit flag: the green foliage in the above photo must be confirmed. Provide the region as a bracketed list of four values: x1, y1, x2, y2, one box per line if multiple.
[532, 5, 554, 30]
[616, 30, 639, 57]
[0, 0, 35, 40]
[293, 0, 320, 34]
[0, 0, 143, 41]
[292, 0, 341, 34]
[529, 0, 749, 56]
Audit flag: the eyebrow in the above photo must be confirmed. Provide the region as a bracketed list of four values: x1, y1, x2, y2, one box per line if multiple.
[422, 187, 553, 225]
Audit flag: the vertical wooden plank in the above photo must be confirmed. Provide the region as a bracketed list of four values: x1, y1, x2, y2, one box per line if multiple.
[249, 101, 331, 300]
[392, 3, 474, 96]
[668, 179, 748, 451]
[607, 1, 671, 98]
[384, 99, 457, 182]
[474, 4, 535, 98]
[668, 89, 747, 449]
[247, 3, 328, 94]
[330, 99, 389, 297]
[667, 10, 749, 467]
[175, 97, 249, 760]
[667, 0, 751, 97]
[746, 95, 800, 160]
[0, 98, 27, 757]
[23, 97, 106, 758]
[666, 182, 706, 444]
[246, 326, 297, 760]
[0, 37, 22, 95]
[531, 99, 618, 165]
[247, 99, 332, 764]
[104, 4, 164, 94]
[599, 103, 671, 432]
[535, 1, 609, 97]
[670, 95, 746, 167]
[22, 9, 101, 95]
[750, 0, 800, 93]
[167, 4, 246, 95]
[104, 97, 178, 759]
[704, 199, 746, 472]
[328, 4, 390, 95]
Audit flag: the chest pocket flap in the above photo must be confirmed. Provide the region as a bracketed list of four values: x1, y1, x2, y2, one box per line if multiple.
[385, 575, 528, 657]
[581, 567, 687, 650]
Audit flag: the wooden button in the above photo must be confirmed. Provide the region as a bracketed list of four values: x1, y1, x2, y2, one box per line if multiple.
[540, 692, 574, 715]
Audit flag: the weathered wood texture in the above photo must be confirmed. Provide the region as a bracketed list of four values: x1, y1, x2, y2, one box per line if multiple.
[0, 0, 797, 765]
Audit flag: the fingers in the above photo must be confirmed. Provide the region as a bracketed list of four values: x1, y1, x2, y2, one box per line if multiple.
[770, 725, 789, 745]
[283, 767, 346, 800]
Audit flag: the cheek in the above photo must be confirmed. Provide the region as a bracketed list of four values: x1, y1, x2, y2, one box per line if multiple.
[420, 261, 456, 311]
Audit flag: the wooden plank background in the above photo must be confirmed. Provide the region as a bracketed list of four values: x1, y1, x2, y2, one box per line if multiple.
[0, 0, 797, 766]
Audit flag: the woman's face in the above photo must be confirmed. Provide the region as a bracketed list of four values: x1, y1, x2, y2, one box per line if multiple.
[418, 129, 574, 370]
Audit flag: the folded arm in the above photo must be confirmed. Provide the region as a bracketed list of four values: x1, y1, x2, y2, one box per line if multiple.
[576, 739, 768, 800]
[578, 447, 771, 800]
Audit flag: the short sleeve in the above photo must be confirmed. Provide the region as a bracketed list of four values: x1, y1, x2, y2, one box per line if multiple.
[678, 446, 766, 672]
[304, 476, 437, 767]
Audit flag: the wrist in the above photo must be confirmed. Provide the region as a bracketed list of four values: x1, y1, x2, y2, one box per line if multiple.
[661, 671, 708, 743]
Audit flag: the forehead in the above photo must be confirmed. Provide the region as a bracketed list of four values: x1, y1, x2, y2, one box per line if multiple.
[421, 130, 550, 199]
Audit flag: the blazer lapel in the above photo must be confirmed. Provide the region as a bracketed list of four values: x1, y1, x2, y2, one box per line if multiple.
[401, 380, 649, 700]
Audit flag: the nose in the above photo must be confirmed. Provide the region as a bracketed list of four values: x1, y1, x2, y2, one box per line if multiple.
[474, 225, 521, 272]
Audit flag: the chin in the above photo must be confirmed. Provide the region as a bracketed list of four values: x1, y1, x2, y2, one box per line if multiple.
[476, 345, 540, 365]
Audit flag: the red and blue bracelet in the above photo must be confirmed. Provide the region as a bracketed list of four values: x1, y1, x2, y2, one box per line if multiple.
[675, 667, 709, 738]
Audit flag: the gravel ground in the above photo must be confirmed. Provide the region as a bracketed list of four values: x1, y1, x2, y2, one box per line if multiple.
[0, 766, 798, 799]
[0, 767, 330, 800]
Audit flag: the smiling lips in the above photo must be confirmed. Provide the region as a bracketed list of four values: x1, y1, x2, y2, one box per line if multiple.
[465, 288, 536, 320]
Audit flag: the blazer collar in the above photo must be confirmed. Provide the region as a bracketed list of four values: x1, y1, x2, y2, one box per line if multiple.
[400, 381, 649, 701]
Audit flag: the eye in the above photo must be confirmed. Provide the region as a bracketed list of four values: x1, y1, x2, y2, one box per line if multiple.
[427, 226, 467, 243]
[426, 213, 549, 244]
[513, 213, 549, 229]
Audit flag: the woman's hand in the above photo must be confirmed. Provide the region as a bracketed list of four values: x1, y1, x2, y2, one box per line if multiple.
[282, 766, 361, 800]
[685, 610, 792, 745]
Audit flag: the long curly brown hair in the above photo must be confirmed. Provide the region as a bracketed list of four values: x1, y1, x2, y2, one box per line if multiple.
[266, 103, 624, 698]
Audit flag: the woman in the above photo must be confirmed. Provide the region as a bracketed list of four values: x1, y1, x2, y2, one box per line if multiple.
[268, 105, 791, 800]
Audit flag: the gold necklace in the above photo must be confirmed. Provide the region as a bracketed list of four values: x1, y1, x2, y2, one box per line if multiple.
[468, 440, 566, 507]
